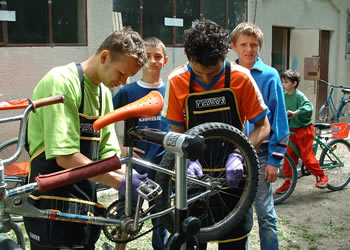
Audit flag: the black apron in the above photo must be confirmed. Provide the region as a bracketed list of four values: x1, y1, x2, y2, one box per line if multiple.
[185, 61, 253, 242]
[24, 64, 104, 248]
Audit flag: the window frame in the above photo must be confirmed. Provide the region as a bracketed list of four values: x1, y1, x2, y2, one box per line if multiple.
[0, 0, 88, 47]
[115, 0, 247, 47]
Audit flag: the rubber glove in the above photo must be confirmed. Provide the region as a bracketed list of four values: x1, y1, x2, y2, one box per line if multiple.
[187, 159, 203, 177]
[118, 170, 148, 200]
[225, 153, 244, 188]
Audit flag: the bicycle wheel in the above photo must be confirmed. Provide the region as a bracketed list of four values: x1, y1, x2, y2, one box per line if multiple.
[318, 104, 329, 122]
[339, 101, 350, 122]
[0, 138, 30, 189]
[319, 139, 350, 191]
[273, 153, 298, 205]
[155, 122, 259, 242]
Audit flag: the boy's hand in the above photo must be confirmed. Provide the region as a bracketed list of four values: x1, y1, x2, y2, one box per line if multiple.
[264, 164, 279, 183]
[225, 153, 244, 188]
[118, 170, 148, 200]
[187, 159, 203, 177]
[287, 110, 299, 119]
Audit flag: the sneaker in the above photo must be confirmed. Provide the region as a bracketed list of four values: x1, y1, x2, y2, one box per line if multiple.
[275, 180, 291, 194]
[316, 174, 328, 188]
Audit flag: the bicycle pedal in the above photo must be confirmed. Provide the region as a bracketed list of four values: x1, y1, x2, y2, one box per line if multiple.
[137, 179, 162, 202]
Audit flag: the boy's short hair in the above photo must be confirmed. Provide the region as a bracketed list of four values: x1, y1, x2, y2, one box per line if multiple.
[96, 27, 147, 67]
[144, 37, 167, 57]
[184, 19, 230, 67]
[281, 69, 301, 88]
[230, 22, 264, 49]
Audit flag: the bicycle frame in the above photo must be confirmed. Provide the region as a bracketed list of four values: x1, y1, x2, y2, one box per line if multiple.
[319, 80, 350, 122]
[287, 127, 342, 170]
[0, 95, 208, 250]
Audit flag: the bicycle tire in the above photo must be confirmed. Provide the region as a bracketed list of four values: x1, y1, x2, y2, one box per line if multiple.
[155, 122, 259, 242]
[318, 104, 329, 122]
[319, 139, 350, 191]
[0, 220, 26, 249]
[0, 235, 22, 250]
[339, 101, 350, 122]
[273, 153, 298, 205]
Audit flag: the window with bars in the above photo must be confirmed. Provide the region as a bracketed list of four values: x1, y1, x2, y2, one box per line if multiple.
[113, 0, 247, 46]
[0, 0, 87, 46]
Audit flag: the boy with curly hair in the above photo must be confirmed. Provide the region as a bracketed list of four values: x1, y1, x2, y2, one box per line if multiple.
[161, 19, 270, 249]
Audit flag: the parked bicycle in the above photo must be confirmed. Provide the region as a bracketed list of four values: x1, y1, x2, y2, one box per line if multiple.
[318, 80, 350, 122]
[0, 92, 259, 249]
[273, 122, 350, 205]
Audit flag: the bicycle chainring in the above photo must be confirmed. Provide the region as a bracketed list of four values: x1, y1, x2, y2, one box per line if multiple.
[102, 199, 143, 243]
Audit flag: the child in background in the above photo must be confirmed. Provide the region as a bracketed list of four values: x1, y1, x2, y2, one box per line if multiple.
[276, 69, 328, 193]
[112, 37, 169, 250]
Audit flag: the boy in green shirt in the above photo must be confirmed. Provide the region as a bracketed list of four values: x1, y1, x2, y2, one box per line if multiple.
[276, 69, 328, 194]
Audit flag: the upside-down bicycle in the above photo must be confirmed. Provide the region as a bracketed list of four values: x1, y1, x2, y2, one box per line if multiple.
[0, 91, 259, 249]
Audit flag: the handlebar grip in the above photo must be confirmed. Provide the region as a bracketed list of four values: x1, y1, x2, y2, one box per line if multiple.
[182, 134, 206, 161]
[32, 95, 64, 109]
[35, 155, 121, 193]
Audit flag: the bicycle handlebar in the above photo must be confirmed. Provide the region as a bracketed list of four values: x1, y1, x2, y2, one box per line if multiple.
[31, 95, 64, 110]
[319, 79, 346, 89]
[0, 95, 64, 166]
[35, 155, 121, 192]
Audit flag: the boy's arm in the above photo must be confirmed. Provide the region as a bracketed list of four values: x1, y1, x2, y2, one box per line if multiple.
[170, 125, 185, 133]
[248, 115, 270, 149]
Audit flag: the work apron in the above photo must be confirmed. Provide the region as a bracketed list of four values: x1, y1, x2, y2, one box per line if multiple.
[185, 61, 253, 242]
[24, 64, 105, 248]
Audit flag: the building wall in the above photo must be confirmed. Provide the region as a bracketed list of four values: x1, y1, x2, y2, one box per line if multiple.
[0, 0, 113, 142]
[247, 0, 350, 120]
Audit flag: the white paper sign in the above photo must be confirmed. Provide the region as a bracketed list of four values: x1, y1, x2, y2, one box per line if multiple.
[164, 17, 183, 27]
[0, 10, 16, 22]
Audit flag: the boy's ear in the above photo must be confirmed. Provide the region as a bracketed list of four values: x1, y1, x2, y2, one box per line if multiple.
[100, 50, 110, 64]
[231, 42, 237, 52]
[163, 56, 169, 67]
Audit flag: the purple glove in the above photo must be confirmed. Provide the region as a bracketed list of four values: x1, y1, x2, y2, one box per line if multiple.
[187, 159, 203, 177]
[118, 170, 148, 200]
[225, 153, 244, 188]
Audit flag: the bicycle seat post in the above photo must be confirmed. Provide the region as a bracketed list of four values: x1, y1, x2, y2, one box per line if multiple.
[163, 132, 205, 250]
[123, 118, 138, 218]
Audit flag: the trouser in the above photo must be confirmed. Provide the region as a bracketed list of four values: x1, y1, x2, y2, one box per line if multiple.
[254, 153, 279, 250]
[283, 124, 325, 177]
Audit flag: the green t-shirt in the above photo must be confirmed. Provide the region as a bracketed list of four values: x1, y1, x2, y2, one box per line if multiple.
[28, 62, 120, 160]
[284, 89, 313, 129]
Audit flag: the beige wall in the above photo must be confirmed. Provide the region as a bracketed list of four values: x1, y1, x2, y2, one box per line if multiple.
[290, 29, 319, 121]
[0, 0, 113, 142]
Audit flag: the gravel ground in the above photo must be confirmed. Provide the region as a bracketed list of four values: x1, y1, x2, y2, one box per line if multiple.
[97, 176, 350, 250]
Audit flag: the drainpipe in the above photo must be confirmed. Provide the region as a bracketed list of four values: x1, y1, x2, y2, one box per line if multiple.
[328, 0, 340, 13]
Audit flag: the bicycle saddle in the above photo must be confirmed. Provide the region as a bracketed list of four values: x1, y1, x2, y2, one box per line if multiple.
[93, 91, 164, 131]
[314, 122, 331, 130]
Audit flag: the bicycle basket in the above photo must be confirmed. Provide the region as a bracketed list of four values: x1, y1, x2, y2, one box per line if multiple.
[331, 123, 350, 138]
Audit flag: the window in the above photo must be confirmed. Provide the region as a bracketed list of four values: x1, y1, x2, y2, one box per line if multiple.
[272, 27, 290, 74]
[114, 0, 247, 46]
[0, 0, 87, 46]
[347, 9, 350, 55]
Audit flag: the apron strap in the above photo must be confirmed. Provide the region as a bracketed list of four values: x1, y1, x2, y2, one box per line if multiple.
[76, 64, 102, 115]
[224, 61, 230, 88]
